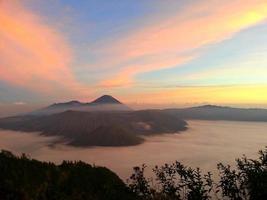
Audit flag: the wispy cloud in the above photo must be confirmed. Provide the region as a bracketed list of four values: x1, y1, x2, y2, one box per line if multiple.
[93, 0, 267, 88]
[181, 51, 267, 84]
[0, 0, 87, 97]
[99, 54, 195, 88]
[13, 101, 26, 105]
[1, 0, 267, 105]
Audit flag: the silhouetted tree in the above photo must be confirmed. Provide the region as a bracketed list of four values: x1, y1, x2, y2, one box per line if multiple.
[217, 148, 267, 200]
[127, 164, 154, 199]
[1, 148, 267, 200]
[128, 147, 267, 200]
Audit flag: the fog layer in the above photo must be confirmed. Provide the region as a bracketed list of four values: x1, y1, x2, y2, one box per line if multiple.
[0, 120, 267, 180]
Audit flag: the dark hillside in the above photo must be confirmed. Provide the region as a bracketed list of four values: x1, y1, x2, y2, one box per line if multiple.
[0, 150, 137, 200]
[165, 105, 267, 121]
[0, 110, 187, 147]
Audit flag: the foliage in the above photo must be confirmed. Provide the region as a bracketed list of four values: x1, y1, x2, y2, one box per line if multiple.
[217, 148, 267, 200]
[128, 164, 153, 199]
[0, 150, 136, 200]
[1, 148, 267, 200]
[128, 148, 267, 200]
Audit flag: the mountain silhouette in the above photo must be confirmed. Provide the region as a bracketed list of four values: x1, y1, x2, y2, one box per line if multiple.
[164, 105, 267, 121]
[48, 100, 83, 108]
[90, 95, 122, 104]
[0, 110, 187, 147]
[32, 95, 131, 115]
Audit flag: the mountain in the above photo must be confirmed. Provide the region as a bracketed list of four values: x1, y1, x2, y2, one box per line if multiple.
[48, 100, 83, 108]
[0, 110, 187, 147]
[164, 105, 267, 122]
[32, 95, 131, 115]
[90, 95, 122, 104]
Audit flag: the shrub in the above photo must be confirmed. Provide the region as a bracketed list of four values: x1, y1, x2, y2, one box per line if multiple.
[128, 148, 267, 200]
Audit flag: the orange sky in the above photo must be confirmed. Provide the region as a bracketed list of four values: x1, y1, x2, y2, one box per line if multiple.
[1, 0, 267, 112]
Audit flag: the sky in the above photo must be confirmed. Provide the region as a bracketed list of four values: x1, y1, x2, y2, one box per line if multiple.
[1, 0, 267, 115]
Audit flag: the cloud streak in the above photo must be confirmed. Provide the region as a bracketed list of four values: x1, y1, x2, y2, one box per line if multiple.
[1, 0, 267, 106]
[99, 54, 195, 88]
[93, 0, 267, 88]
[0, 0, 86, 97]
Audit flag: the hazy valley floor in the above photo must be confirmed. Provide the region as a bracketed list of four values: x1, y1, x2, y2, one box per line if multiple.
[0, 120, 267, 180]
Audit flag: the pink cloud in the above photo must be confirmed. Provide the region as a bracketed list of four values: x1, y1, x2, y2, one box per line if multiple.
[99, 54, 195, 88]
[0, 0, 87, 97]
[94, 0, 267, 88]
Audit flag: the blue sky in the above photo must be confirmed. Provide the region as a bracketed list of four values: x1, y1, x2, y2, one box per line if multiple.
[1, 0, 267, 115]
[136, 22, 267, 86]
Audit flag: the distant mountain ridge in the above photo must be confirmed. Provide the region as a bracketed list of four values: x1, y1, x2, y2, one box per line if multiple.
[0, 95, 188, 147]
[32, 95, 131, 115]
[164, 105, 267, 122]
[3, 98, 267, 147]
[48, 100, 83, 108]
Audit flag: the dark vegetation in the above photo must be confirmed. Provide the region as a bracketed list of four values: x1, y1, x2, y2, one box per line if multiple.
[1, 148, 267, 200]
[164, 105, 267, 122]
[128, 148, 267, 200]
[0, 110, 187, 147]
[70, 125, 144, 146]
[0, 150, 136, 200]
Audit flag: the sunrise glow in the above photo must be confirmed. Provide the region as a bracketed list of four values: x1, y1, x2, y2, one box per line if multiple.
[1, 0, 267, 113]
